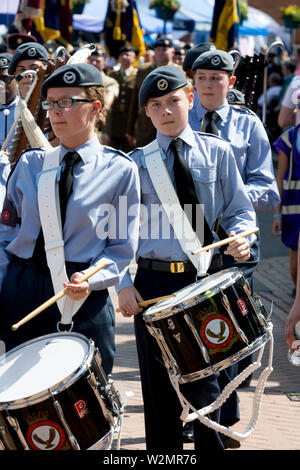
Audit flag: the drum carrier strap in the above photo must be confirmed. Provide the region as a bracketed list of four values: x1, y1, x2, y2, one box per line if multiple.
[36, 146, 89, 327]
[141, 140, 212, 276]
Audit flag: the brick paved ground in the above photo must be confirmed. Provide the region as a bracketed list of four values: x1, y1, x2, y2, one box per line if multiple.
[110, 257, 300, 451]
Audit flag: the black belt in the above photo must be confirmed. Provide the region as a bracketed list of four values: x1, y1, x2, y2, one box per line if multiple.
[137, 254, 222, 274]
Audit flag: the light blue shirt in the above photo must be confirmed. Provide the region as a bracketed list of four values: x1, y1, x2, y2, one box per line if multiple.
[188, 101, 280, 211]
[117, 125, 256, 292]
[0, 134, 140, 291]
[0, 97, 19, 151]
[0, 151, 10, 207]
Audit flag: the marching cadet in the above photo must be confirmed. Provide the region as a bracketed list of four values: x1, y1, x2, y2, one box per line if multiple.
[103, 45, 138, 152]
[117, 65, 257, 451]
[189, 49, 279, 281]
[8, 42, 49, 99]
[126, 36, 176, 148]
[0, 63, 140, 376]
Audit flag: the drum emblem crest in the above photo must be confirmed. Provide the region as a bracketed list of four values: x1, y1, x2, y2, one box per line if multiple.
[201, 314, 234, 349]
[27, 420, 65, 450]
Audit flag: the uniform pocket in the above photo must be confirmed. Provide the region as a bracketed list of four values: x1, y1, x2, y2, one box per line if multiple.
[190, 166, 217, 183]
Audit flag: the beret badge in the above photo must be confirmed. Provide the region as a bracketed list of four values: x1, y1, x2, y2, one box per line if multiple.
[28, 47, 37, 57]
[63, 71, 76, 84]
[157, 79, 168, 91]
[211, 56, 221, 66]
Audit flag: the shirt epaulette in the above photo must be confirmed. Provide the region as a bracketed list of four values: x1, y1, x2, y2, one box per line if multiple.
[234, 106, 256, 116]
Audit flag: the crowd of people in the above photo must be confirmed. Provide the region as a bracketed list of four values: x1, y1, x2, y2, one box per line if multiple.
[0, 28, 299, 451]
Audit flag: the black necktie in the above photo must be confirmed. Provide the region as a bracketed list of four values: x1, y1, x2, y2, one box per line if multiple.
[170, 138, 214, 246]
[58, 151, 81, 227]
[32, 151, 81, 265]
[205, 111, 219, 135]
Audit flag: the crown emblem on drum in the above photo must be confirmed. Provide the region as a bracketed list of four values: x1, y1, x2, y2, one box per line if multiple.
[63, 71, 76, 84]
[28, 47, 37, 57]
[157, 79, 168, 91]
[24, 410, 49, 426]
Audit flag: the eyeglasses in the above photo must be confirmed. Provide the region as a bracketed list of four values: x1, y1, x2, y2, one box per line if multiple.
[41, 97, 92, 110]
[0, 75, 15, 84]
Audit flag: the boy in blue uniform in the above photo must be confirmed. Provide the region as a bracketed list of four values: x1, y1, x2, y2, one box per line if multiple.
[117, 65, 257, 450]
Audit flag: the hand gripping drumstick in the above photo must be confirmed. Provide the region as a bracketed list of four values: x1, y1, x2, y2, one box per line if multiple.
[115, 294, 176, 313]
[11, 261, 107, 331]
[191, 227, 259, 254]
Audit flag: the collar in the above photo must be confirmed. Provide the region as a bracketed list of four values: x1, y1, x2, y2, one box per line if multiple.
[196, 101, 230, 127]
[0, 96, 19, 111]
[60, 134, 101, 164]
[122, 66, 134, 77]
[157, 124, 197, 154]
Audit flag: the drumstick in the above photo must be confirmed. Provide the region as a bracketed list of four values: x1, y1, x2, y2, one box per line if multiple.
[115, 294, 176, 312]
[191, 227, 259, 254]
[11, 261, 107, 331]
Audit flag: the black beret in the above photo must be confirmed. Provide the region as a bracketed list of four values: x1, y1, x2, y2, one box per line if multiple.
[5, 33, 37, 50]
[182, 42, 216, 71]
[8, 42, 48, 74]
[118, 44, 136, 55]
[174, 46, 185, 56]
[138, 65, 188, 107]
[192, 49, 234, 72]
[0, 53, 13, 70]
[227, 89, 245, 105]
[154, 36, 173, 48]
[41, 63, 103, 98]
[90, 45, 105, 57]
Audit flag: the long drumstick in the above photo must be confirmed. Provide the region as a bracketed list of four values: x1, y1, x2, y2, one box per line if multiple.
[191, 227, 259, 255]
[115, 294, 176, 312]
[11, 261, 107, 331]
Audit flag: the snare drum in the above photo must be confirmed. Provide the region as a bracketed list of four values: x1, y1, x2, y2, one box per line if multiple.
[0, 332, 122, 450]
[144, 268, 271, 383]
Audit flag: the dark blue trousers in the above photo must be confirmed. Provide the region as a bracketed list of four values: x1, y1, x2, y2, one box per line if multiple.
[218, 235, 260, 426]
[0, 257, 115, 376]
[134, 267, 225, 451]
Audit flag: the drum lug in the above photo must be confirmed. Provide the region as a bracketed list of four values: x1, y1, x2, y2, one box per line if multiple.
[52, 397, 81, 450]
[6, 414, 30, 450]
[253, 293, 270, 326]
[87, 370, 116, 427]
[93, 351, 123, 417]
[184, 314, 211, 364]
[146, 324, 179, 376]
[221, 292, 249, 345]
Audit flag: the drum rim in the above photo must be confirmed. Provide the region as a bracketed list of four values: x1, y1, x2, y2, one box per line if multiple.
[0, 332, 95, 410]
[144, 267, 243, 322]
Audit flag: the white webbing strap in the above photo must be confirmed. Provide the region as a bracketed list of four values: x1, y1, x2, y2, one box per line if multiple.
[169, 325, 274, 442]
[37, 147, 88, 325]
[142, 140, 212, 276]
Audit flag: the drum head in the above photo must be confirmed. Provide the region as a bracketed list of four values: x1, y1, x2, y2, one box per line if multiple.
[144, 267, 242, 321]
[0, 332, 92, 408]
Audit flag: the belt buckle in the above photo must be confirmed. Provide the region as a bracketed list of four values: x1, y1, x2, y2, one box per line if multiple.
[170, 262, 185, 273]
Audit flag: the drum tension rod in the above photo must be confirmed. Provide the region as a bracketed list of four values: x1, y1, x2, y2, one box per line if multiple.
[221, 292, 249, 345]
